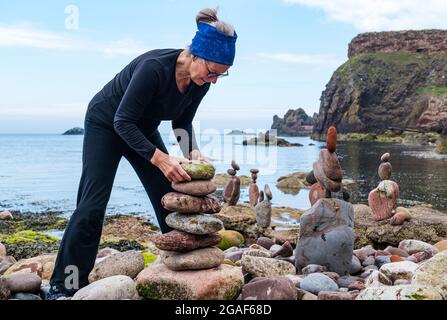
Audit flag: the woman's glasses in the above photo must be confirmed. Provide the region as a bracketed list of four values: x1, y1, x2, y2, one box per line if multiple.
[204, 60, 229, 78]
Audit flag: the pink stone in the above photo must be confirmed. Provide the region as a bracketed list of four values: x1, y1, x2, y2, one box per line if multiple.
[313, 161, 341, 193]
[320, 149, 343, 182]
[368, 180, 399, 221]
[309, 183, 325, 206]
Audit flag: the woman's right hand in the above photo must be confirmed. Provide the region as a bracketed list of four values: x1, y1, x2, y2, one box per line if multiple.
[150, 149, 191, 183]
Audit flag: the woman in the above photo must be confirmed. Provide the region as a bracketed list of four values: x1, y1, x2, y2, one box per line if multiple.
[48, 8, 237, 299]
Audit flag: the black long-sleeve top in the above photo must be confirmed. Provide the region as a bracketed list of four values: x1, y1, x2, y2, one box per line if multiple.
[87, 49, 210, 161]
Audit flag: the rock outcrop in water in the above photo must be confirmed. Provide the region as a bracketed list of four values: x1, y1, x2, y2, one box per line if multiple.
[313, 30, 447, 139]
[271, 108, 317, 136]
[62, 127, 84, 135]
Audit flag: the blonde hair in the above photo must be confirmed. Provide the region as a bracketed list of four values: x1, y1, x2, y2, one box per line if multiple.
[196, 8, 235, 37]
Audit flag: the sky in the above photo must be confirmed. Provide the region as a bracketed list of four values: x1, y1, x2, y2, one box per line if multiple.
[1, 0, 447, 133]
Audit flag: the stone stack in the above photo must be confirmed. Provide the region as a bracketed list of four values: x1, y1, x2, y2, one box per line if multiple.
[248, 169, 260, 207]
[153, 160, 225, 271]
[223, 161, 241, 206]
[308, 126, 343, 206]
[368, 153, 400, 222]
[255, 185, 272, 229]
[296, 127, 355, 276]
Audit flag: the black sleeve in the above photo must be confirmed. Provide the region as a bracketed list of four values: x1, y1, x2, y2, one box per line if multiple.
[172, 84, 210, 158]
[113, 61, 160, 161]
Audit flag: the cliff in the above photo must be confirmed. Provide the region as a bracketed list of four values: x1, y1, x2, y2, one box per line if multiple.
[313, 30, 447, 138]
[271, 108, 316, 136]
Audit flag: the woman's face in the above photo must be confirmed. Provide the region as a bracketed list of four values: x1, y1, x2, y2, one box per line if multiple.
[190, 57, 230, 86]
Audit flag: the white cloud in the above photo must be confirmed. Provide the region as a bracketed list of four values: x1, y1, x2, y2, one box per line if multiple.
[284, 0, 447, 31]
[0, 24, 149, 56]
[253, 52, 344, 66]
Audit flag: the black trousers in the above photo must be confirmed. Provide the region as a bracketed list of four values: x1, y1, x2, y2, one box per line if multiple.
[49, 117, 174, 294]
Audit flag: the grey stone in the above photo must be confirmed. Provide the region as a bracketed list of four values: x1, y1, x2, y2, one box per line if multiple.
[242, 255, 296, 278]
[362, 256, 375, 267]
[12, 293, 42, 300]
[375, 256, 391, 268]
[300, 273, 339, 295]
[256, 237, 275, 250]
[72, 275, 140, 300]
[350, 256, 362, 275]
[4, 273, 42, 293]
[302, 264, 327, 275]
[161, 247, 224, 271]
[88, 250, 145, 283]
[295, 199, 354, 275]
[166, 213, 223, 235]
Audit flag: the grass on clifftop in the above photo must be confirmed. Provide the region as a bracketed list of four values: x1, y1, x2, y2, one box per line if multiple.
[417, 86, 447, 96]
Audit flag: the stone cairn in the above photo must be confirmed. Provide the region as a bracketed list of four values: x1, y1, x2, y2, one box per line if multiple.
[255, 185, 272, 229]
[368, 153, 408, 225]
[151, 160, 226, 271]
[248, 169, 260, 207]
[223, 161, 241, 206]
[295, 126, 355, 276]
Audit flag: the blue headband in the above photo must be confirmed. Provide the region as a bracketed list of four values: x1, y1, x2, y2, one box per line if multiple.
[190, 21, 237, 66]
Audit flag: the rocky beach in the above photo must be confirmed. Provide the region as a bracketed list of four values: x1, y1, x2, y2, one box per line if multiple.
[1, 126, 447, 301]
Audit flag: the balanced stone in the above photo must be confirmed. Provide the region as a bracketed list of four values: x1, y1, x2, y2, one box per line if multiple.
[152, 230, 221, 252]
[180, 161, 215, 180]
[165, 212, 223, 235]
[320, 149, 342, 182]
[326, 126, 337, 153]
[313, 161, 341, 192]
[171, 180, 217, 197]
[378, 162, 392, 180]
[161, 193, 222, 214]
[295, 198, 354, 275]
[309, 183, 325, 206]
[255, 186, 272, 228]
[368, 180, 399, 221]
[161, 247, 224, 271]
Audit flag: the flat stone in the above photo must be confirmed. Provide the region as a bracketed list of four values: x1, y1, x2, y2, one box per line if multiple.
[412, 250, 447, 298]
[313, 161, 341, 192]
[379, 261, 419, 282]
[384, 246, 409, 257]
[136, 264, 244, 300]
[241, 276, 297, 300]
[356, 285, 443, 300]
[171, 180, 217, 197]
[319, 149, 342, 182]
[4, 272, 42, 293]
[180, 161, 215, 180]
[88, 250, 145, 283]
[161, 192, 222, 214]
[300, 273, 339, 295]
[165, 213, 223, 235]
[160, 247, 224, 271]
[242, 255, 296, 278]
[151, 230, 221, 252]
[398, 239, 439, 255]
[72, 275, 140, 300]
[3, 255, 56, 280]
